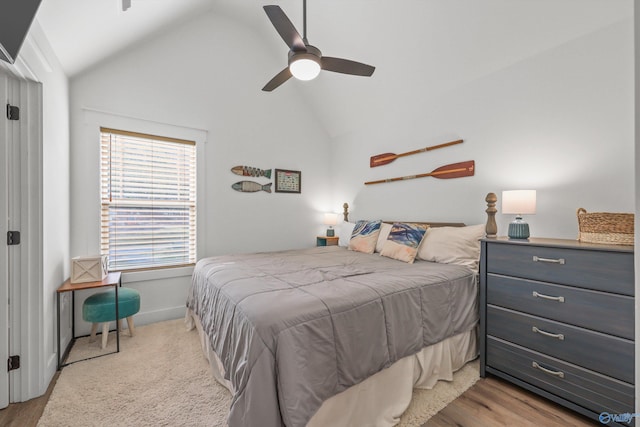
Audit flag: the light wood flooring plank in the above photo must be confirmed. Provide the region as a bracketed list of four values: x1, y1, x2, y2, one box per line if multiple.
[424, 376, 599, 427]
[0, 371, 59, 427]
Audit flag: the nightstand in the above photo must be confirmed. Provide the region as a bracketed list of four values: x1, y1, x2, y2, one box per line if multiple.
[56, 272, 123, 369]
[316, 236, 339, 246]
[480, 237, 634, 425]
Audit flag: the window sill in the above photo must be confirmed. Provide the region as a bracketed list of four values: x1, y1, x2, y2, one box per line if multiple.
[121, 265, 194, 284]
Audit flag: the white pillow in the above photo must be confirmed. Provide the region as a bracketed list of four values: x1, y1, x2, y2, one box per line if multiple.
[417, 224, 486, 270]
[375, 222, 393, 253]
[338, 222, 356, 247]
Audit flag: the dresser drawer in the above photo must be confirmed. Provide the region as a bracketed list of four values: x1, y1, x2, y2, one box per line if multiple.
[487, 306, 634, 383]
[487, 337, 634, 417]
[486, 243, 633, 295]
[487, 274, 634, 339]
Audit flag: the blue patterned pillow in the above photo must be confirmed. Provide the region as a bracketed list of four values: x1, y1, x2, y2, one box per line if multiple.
[348, 220, 382, 254]
[380, 223, 428, 263]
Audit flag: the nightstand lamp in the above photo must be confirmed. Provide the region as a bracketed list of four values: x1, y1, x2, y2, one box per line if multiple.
[324, 213, 338, 237]
[502, 190, 536, 239]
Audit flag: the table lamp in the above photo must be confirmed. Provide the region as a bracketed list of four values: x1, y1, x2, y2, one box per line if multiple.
[502, 190, 536, 239]
[324, 213, 338, 237]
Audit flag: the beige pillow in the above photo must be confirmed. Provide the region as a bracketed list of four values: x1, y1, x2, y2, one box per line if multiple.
[348, 220, 382, 254]
[375, 222, 393, 253]
[380, 223, 428, 263]
[417, 224, 486, 270]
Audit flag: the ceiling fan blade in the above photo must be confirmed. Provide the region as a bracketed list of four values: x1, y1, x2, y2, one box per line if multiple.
[321, 57, 375, 77]
[263, 5, 306, 52]
[262, 67, 293, 92]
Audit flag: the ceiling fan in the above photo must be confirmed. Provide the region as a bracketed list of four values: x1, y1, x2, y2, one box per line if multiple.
[262, 0, 375, 92]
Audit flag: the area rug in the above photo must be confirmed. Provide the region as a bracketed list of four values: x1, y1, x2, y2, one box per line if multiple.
[37, 319, 479, 427]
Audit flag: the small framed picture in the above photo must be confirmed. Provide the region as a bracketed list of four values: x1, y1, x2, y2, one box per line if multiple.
[275, 169, 301, 193]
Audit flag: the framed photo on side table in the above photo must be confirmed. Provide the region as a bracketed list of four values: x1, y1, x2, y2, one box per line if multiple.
[275, 169, 301, 193]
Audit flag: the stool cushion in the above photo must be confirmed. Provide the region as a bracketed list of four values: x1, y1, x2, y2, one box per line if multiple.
[82, 287, 140, 323]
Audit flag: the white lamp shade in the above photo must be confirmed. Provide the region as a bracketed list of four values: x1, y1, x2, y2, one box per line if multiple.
[502, 190, 536, 215]
[323, 213, 338, 226]
[290, 57, 321, 81]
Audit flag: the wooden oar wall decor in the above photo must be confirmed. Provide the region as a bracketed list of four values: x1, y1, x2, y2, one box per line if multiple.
[369, 139, 463, 167]
[364, 160, 475, 185]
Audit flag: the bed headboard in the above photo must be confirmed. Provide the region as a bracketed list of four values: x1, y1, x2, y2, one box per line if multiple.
[342, 192, 498, 237]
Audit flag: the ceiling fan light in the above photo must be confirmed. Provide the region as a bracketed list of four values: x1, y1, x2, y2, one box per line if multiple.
[289, 57, 321, 81]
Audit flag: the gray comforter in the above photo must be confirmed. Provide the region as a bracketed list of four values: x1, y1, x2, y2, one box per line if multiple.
[186, 246, 478, 427]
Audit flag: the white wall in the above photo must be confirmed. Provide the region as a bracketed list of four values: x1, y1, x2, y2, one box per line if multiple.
[69, 11, 333, 333]
[11, 19, 70, 398]
[331, 20, 634, 238]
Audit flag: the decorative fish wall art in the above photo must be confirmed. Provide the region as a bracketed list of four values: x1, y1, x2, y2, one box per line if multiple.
[232, 181, 273, 193]
[231, 165, 272, 179]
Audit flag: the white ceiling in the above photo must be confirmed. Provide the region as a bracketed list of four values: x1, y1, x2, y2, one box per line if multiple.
[35, 0, 632, 137]
[36, 0, 632, 77]
[36, 0, 216, 76]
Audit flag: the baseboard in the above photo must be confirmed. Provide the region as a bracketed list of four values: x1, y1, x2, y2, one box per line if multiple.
[16, 352, 58, 403]
[74, 306, 186, 336]
[44, 352, 57, 393]
[134, 306, 186, 326]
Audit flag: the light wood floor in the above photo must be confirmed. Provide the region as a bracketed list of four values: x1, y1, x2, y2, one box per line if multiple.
[0, 371, 59, 427]
[424, 375, 599, 427]
[1, 373, 599, 426]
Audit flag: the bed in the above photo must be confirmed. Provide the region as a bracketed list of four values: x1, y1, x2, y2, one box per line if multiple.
[185, 194, 496, 427]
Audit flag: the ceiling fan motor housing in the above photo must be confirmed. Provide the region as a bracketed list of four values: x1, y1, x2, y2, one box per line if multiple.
[288, 45, 321, 64]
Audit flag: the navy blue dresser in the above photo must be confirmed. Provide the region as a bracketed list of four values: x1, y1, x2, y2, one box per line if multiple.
[480, 237, 635, 426]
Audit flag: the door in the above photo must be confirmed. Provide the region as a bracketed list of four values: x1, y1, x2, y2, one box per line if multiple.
[0, 68, 24, 409]
[0, 70, 11, 410]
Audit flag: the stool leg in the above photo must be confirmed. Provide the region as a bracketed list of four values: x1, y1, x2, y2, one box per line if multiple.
[102, 323, 109, 349]
[126, 316, 135, 337]
[89, 323, 98, 342]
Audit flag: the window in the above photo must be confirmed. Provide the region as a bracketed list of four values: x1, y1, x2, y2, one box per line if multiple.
[100, 127, 196, 271]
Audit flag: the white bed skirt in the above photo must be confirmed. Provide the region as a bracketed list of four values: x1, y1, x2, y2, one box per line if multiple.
[185, 309, 478, 427]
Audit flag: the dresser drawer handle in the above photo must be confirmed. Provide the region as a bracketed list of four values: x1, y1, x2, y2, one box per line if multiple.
[532, 326, 564, 340]
[532, 291, 565, 303]
[532, 256, 565, 265]
[532, 361, 565, 379]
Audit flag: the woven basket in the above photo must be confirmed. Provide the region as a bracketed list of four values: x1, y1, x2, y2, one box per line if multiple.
[576, 208, 634, 245]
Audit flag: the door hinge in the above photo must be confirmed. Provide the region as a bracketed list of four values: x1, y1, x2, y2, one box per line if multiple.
[8, 355, 20, 371]
[6, 104, 19, 120]
[7, 231, 20, 245]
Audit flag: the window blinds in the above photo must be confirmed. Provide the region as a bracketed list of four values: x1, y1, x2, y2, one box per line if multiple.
[100, 127, 196, 271]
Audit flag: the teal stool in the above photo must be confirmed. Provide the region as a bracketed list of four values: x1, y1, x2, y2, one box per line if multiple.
[82, 287, 140, 349]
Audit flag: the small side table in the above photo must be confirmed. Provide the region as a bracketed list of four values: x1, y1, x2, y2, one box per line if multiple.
[317, 236, 339, 246]
[56, 271, 122, 370]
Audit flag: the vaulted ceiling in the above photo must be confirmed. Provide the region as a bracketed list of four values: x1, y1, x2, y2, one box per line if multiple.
[35, 0, 632, 138]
